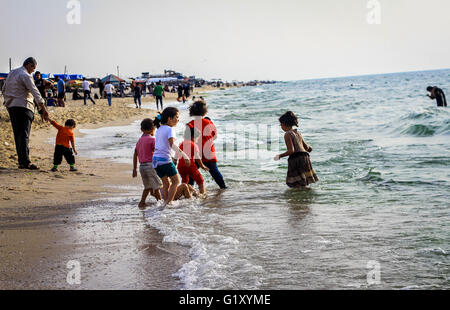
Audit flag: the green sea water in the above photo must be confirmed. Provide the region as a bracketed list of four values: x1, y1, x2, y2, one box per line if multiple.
[79, 69, 450, 289]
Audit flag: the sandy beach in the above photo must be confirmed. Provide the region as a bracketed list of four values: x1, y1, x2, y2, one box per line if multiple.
[0, 88, 212, 289]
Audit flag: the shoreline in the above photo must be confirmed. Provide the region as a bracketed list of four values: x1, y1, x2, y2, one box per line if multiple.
[0, 87, 222, 289]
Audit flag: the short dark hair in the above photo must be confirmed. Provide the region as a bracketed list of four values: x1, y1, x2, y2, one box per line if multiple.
[427, 86, 433, 92]
[23, 57, 37, 67]
[65, 119, 76, 127]
[141, 118, 154, 131]
[279, 111, 298, 127]
[189, 100, 208, 116]
[184, 125, 201, 140]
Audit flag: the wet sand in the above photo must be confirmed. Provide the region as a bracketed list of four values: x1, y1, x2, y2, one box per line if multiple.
[0, 87, 217, 289]
[0, 197, 189, 289]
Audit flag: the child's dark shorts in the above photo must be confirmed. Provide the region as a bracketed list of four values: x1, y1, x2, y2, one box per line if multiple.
[155, 162, 178, 178]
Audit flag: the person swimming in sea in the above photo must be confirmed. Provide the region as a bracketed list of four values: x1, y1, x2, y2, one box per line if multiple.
[427, 86, 447, 107]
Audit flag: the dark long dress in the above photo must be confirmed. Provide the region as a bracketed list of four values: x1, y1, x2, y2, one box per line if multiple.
[286, 130, 319, 188]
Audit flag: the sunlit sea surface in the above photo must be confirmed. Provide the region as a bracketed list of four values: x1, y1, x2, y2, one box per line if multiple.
[78, 69, 450, 289]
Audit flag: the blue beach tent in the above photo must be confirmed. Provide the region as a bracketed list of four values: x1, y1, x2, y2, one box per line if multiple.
[54, 74, 83, 80]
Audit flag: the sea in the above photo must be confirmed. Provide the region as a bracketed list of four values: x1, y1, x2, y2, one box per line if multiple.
[77, 69, 450, 290]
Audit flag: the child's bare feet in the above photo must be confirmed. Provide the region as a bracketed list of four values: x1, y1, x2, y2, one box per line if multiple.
[138, 201, 147, 209]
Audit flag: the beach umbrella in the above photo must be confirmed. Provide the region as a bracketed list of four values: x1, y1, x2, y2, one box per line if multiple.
[67, 79, 93, 88]
[101, 74, 125, 84]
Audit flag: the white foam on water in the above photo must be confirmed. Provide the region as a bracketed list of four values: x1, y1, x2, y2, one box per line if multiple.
[144, 199, 265, 290]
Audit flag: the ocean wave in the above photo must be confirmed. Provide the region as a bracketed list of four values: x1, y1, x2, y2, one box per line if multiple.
[402, 109, 437, 120]
[391, 108, 450, 137]
[417, 247, 448, 256]
[400, 124, 437, 137]
[144, 201, 264, 290]
[358, 168, 384, 183]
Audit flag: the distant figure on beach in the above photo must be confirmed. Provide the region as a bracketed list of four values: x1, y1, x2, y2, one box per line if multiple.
[177, 84, 185, 103]
[48, 117, 78, 172]
[142, 83, 147, 97]
[427, 86, 447, 107]
[98, 80, 105, 99]
[46, 95, 57, 107]
[147, 83, 153, 97]
[154, 81, 165, 111]
[55, 76, 66, 107]
[152, 108, 191, 205]
[2, 57, 49, 170]
[274, 111, 318, 188]
[133, 118, 163, 208]
[82, 77, 96, 105]
[178, 126, 210, 194]
[34, 71, 53, 99]
[120, 82, 125, 98]
[183, 83, 191, 99]
[134, 83, 142, 108]
[187, 100, 227, 189]
[72, 88, 83, 100]
[104, 82, 115, 106]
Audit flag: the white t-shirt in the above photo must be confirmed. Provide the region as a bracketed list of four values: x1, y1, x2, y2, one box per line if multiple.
[153, 125, 176, 166]
[104, 84, 115, 94]
[82, 80, 90, 91]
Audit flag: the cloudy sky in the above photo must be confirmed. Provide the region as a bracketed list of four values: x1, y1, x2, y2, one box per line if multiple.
[1, 0, 449, 81]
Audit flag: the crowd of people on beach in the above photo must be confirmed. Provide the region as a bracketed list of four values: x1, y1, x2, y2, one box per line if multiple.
[1, 57, 448, 208]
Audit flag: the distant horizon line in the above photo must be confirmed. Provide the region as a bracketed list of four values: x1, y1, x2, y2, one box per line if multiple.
[283, 67, 450, 83]
[1, 65, 449, 83]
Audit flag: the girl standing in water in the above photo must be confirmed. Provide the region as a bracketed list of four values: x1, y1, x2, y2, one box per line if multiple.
[153, 107, 191, 205]
[187, 100, 227, 189]
[274, 111, 318, 188]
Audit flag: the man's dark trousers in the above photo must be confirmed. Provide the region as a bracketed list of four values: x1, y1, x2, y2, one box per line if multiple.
[7, 107, 34, 167]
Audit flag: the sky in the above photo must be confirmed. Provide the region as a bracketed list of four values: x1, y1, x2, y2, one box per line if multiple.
[1, 0, 450, 81]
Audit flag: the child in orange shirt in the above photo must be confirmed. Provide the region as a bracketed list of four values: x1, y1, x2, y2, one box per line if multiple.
[48, 118, 78, 172]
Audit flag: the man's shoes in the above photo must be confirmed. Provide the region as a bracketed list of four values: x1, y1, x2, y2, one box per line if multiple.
[19, 164, 39, 170]
[70, 167, 78, 172]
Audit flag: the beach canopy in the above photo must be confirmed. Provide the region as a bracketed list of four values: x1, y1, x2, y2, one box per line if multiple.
[67, 79, 93, 87]
[33, 73, 53, 79]
[101, 74, 125, 84]
[40, 73, 53, 79]
[146, 77, 179, 83]
[54, 74, 84, 80]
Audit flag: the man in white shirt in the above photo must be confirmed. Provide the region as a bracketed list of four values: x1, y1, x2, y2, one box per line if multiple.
[2, 57, 49, 170]
[82, 77, 96, 105]
[104, 82, 115, 106]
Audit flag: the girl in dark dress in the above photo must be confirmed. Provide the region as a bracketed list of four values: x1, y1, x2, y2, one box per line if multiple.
[274, 111, 318, 188]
